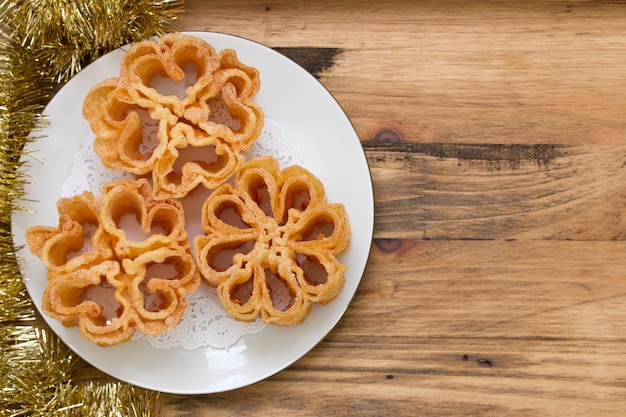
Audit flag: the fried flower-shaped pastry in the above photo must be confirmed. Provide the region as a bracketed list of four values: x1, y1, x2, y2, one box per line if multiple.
[193, 156, 350, 326]
[98, 179, 188, 258]
[82, 33, 264, 200]
[25, 179, 200, 346]
[41, 260, 136, 346]
[25, 192, 112, 276]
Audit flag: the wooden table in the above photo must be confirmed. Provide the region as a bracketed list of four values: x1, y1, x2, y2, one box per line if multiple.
[103, 1, 626, 415]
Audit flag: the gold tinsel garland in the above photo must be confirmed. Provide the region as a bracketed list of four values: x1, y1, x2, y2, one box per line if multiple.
[0, 1, 184, 415]
[0, 0, 185, 83]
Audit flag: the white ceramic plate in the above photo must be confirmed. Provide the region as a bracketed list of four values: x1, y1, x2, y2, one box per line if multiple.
[12, 31, 374, 394]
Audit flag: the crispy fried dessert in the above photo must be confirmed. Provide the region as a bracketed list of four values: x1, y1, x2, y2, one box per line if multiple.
[25, 192, 112, 277]
[82, 33, 264, 200]
[193, 156, 350, 326]
[30, 34, 352, 343]
[25, 179, 200, 346]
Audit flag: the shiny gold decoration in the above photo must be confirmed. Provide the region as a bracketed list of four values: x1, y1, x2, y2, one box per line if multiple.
[1, 0, 182, 414]
[0, 32, 51, 223]
[0, 326, 160, 417]
[0, 0, 184, 83]
[0, 326, 84, 417]
[0, 31, 48, 324]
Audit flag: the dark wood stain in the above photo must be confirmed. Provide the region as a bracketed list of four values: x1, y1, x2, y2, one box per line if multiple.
[273, 47, 343, 79]
[374, 238, 403, 253]
[363, 139, 564, 167]
[371, 129, 403, 143]
[477, 358, 494, 367]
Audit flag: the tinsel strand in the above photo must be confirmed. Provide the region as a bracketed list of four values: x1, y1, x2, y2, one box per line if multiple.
[0, 0, 184, 83]
[0, 327, 83, 416]
[0, 33, 51, 223]
[0, 31, 48, 323]
[1, 326, 159, 417]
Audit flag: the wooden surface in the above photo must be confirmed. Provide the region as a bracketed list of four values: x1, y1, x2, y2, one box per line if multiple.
[123, 1, 626, 415]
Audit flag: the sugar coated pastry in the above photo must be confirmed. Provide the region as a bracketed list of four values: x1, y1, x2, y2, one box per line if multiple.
[29, 34, 353, 345]
[193, 156, 350, 326]
[25, 179, 200, 346]
[82, 33, 264, 200]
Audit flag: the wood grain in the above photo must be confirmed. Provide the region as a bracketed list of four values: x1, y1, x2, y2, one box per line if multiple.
[182, 0, 626, 145]
[160, 240, 626, 416]
[133, 0, 626, 415]
[365, 140, 626, 240]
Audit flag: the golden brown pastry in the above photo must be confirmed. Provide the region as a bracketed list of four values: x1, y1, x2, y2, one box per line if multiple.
[82, 33, 264, 200]
[25, 179, 200, 346]
[193, 156, 350, 326]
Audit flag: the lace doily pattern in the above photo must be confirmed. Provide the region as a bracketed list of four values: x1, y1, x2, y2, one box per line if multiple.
[62, 118, 303, 350]
[132, 285, 265, 350]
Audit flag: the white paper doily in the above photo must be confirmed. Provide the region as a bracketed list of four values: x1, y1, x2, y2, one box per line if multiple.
[62, 118, 304, 350]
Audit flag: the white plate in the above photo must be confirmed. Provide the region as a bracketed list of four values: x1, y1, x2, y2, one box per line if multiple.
[11, 31, 374, 394]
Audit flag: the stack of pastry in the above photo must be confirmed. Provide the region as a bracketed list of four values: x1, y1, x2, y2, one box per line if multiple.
[194, 156, 350, 326]
[25, 179, 199, 346]
[82, 33, 264, 200]
[25, 34, 351, 346]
